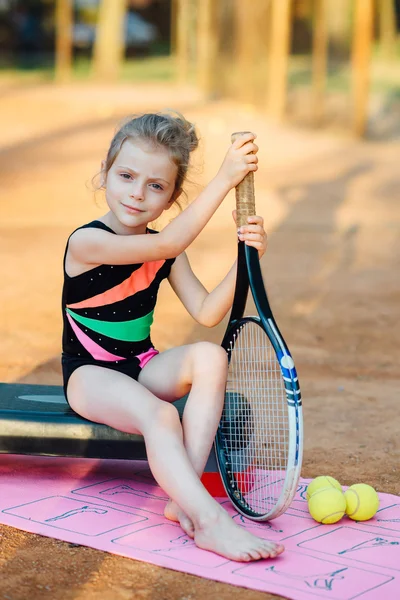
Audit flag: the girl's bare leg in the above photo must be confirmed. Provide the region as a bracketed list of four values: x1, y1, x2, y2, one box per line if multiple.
[140, 342, 285, 558]
[67, 363, 284, 561]
[138, 342, 228, 536]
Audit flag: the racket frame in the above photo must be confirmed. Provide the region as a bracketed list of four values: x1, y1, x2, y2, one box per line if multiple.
[215, 146, 303, 519]
[215, 241, 303, 521]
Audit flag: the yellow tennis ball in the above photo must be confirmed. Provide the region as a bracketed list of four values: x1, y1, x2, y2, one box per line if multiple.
[306, 476, 342, 500]
[308, 488, 346, 524]
[344, 484, 379, 521]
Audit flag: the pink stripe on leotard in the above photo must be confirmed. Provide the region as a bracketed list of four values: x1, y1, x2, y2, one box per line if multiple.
[68, 314, 158, 367]
[136, 347, 159, 368]
[67, 313, 125, 362]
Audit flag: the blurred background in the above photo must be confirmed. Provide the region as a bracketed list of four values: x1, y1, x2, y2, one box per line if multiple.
[0, 3, 399, 597]
[0, 0, 399, 136]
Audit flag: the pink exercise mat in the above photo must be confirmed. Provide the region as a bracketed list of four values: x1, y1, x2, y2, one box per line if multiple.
[0, 454, 399, 599]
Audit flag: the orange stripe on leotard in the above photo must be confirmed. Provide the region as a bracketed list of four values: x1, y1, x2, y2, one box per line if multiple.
[67, 260, 165, 310]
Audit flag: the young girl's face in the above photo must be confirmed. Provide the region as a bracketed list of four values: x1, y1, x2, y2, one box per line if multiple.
[103, 139, 179, 233]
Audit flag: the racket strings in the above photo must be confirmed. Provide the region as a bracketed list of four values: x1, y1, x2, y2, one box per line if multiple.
[222, 321, 289, 515]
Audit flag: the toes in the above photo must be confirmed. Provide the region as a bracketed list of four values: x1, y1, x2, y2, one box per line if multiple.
[260, 544, 276, 559]
[259, 547, 273, 559]
[248, 548, 263, 560]
[185, 525, 195, 539]
[257, 542, 284, 559]
[239, 552, 252, 561]
[181, 519, 195, 539]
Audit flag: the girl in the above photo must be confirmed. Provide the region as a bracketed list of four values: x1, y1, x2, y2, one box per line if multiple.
[62, 112, 284, 562]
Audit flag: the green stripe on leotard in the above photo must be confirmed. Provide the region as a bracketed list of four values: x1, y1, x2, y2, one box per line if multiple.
[66, 308, 154, 342]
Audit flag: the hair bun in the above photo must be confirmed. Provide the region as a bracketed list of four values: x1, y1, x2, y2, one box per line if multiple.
[162, 110, 199, 153]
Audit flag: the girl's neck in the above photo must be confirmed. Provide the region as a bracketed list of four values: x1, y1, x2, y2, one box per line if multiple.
[99, 211, 148, 236]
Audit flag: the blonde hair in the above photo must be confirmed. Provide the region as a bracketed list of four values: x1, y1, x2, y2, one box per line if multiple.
[99, 111, 199, 205]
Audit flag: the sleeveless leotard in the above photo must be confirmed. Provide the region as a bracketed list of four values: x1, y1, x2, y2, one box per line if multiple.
[61, 220, 175, 400]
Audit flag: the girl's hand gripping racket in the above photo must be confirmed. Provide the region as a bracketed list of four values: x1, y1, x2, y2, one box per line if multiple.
[215, 132, 303, 521]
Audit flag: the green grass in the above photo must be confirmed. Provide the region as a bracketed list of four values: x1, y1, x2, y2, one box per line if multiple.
[372, 37, 400, 61]
[0, 55, 177, 85]
[1, 48, 398, 105]
[0, 66, 53, 83]
[287, 51, 400, 97]
[73, 55, 176, 82]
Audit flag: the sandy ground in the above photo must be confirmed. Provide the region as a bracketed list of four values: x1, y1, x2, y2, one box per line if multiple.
[0, 80, 399, 600]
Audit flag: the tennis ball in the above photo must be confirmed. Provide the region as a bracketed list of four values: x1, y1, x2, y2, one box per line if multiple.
[308, 488, 346, 524]
[306, 476, 342, 500]
[344, 484, 379, 521]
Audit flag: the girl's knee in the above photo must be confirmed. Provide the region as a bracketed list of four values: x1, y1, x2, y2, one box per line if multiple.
[151, 401, 181, 431]
[191, 342, 228, 376]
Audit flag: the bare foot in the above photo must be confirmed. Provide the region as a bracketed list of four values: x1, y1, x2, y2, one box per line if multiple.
[194, 509, 284, 561]
[164, 499, 195, 539]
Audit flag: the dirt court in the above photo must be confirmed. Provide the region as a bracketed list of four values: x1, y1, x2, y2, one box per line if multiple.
[0, 80, 399, 600]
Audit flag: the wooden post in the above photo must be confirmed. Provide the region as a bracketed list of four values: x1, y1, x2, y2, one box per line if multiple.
[326, 0, 351, 58]
[211, 0, 236, 99]
[170, 0, 177, 56]
[197, 0, 217, 95]
[311, 0, 328, 125]
[234, 0, 254, 103]
[233, 0, 269, 105]
[55, 0, 73, 83]
[351, 0, 374, 136]
[267, 0, 293, 120]
[92, 0, 127, 81]
[379, 0, 397, 59]
[175, 0, 191, 83]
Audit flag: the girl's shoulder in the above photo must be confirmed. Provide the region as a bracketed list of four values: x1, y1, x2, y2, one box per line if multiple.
[65, 221, 174, 272]
[70, 220, 115, 237]
[69, 222, 159, 238]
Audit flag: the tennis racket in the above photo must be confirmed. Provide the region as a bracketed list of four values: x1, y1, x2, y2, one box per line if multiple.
[215, 131, 303, 521]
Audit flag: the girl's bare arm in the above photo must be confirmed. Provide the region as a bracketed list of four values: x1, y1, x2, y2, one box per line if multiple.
[68, 135, 258, 268]
[169, 214, 267, 328]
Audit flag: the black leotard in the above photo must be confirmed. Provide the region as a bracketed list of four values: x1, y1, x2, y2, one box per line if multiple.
[61, 220, 175, 400]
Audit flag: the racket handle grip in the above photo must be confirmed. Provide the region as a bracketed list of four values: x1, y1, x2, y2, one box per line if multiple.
[231, 131, 256, 228]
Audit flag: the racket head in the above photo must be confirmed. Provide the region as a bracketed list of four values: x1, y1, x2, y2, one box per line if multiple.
[216, 316, 303, 521]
